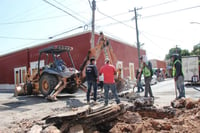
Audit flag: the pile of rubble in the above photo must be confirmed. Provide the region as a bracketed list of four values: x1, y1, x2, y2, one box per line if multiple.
[8, 96, 200, 133]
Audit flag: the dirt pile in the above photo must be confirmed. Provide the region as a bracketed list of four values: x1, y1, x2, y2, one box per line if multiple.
[3, 98, 200, 133]
[110, 98, 200, 133]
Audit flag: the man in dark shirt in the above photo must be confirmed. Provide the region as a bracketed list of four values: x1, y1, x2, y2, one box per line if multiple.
[86, 57, 98, 104]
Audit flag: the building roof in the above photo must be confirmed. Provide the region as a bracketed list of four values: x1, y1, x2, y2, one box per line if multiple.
[0, 30, 138, 57]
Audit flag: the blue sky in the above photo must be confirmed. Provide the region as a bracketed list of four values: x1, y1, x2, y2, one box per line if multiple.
[0, 0, 200, 60]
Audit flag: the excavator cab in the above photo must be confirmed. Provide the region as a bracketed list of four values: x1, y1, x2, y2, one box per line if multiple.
[37, 45, 81, 96]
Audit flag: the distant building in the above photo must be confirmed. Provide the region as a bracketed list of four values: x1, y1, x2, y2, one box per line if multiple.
[150, 59, 167, 70]
[150, 59, 167, 78]
[0, 31, 146, 89]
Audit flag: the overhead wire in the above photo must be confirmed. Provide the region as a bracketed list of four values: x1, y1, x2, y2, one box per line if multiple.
[0, 15, 67, 25]
[141, 0, 177, 10]
[1, 0, 199, 56]
[142, 5, 200, 19]
[43, 0, 87, 24]
[97, 19, 133, 29]
[48, 26, 83, 39]
[0, 36, 48, 41]
[0, 40, 39, 55]
[140, 32, 166, 51]
[96, 8, 134, 29]
[52, 0, 89, 22]
[1, 2, 45, 22]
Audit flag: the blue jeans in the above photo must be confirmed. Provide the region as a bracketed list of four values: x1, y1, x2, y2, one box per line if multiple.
[104, 83, 120, 105]
[87, 80, 97, 102]
[137, 80, 144, 92]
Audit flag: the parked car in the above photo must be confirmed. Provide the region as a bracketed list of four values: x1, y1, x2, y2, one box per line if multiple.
[141, 75, 157, 86]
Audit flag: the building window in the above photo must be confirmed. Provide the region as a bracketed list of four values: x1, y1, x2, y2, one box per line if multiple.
[129, 63, 135, 80]
[30, 60, 44, 75]
[14, 66, 26, 85]
[116, 61, 123, 79]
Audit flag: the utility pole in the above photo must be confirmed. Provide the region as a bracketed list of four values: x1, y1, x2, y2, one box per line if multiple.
[134, 7, 141, 68]
[91, 0, 96, 48]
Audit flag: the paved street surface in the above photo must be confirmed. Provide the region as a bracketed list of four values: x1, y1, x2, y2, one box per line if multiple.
[153, 79, 200, 107]
[0, 78, 200, 131]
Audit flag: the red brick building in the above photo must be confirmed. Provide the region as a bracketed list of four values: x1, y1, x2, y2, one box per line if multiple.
[0, 31, 145, 89]
[150, 59, 167, 70]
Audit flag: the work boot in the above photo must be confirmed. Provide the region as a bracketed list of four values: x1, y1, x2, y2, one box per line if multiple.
[116, 100, 120, 104]
[104, 103, 108, 106]
[93, 101, 98, 105]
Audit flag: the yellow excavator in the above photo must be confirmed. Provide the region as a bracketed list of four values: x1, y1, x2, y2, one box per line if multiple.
[14, 35, 126, 98]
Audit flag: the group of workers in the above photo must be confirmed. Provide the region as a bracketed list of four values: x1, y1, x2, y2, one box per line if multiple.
[85, 56, 120, 106]
[135, 53, 185, 100]
[85, 32, 120, 106]
[48, 31, 185, 104]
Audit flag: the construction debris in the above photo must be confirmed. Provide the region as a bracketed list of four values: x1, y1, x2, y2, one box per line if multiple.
[5, 96, 200, 133]
[171, 97, 199, 109]
[3, 88, 200, 133]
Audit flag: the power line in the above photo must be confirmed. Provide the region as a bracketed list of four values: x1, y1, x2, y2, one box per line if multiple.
[52, 0, 89, 22]
[142, 0, 177, 10]
[97, 19, 133, 29]
[88, 0, 92, 9]
[0, 36, 48, 41]
[0, 40, 39, 55]
[48, 26, 83, 39]
[0, 25, 84, 41]
[0, 15, 67, 25]
[142, 5, 200, 19]
[96, 11, 130, 22]
[141, 32, 166, 51]
[141, 30, 183, 43]
[1, 2, 45, 22]
[43, 0, 86, 24]
[96, 8, 134, 29]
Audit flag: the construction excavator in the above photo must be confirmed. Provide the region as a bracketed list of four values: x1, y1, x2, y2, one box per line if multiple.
[14, 34, 126, 99]
[15, 45, 82, 97]
[79, 34, 126, 92]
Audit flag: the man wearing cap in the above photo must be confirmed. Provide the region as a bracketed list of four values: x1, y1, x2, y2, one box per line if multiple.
[85, 57, 98, 104]
[139, 55, 154, 98]
[100, 58, 120, 106]
[171, 54, 185, 99]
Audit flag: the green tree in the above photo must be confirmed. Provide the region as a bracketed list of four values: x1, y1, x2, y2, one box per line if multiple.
[191, 43, 200, 56]
[165, 47, 181, 60]
[165, 47, 190, 60]
[181, 49, 190, 56]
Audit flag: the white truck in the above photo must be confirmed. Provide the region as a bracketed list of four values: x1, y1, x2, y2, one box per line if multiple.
[182, 56, 200, 83]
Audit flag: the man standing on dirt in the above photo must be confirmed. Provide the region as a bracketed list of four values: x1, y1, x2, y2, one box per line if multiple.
[171, 54, 185, 99]
[100, 58, 120, 106]
[138, 55, 154, 98]
[86, 57, 98, 104]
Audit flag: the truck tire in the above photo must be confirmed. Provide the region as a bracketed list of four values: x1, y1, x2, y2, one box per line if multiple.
[39, 74, 58, 97]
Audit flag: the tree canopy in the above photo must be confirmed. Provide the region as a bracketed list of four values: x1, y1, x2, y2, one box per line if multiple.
[165, 43, 200, 60]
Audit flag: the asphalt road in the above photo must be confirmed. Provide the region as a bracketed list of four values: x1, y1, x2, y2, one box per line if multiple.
[152, 79, 200, 107]
[0, 78, 200, 131]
